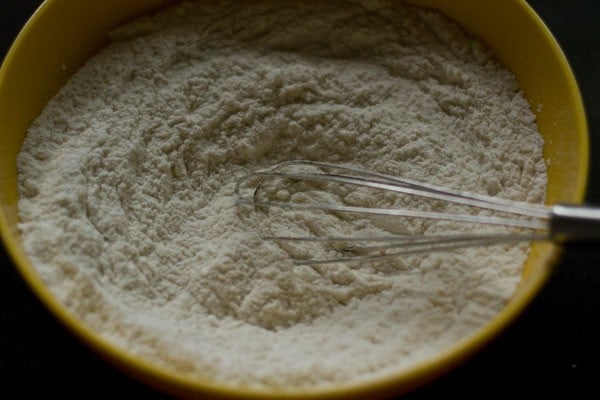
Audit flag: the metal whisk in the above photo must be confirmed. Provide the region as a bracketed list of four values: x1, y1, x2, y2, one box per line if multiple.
[235, 160, 600, 265]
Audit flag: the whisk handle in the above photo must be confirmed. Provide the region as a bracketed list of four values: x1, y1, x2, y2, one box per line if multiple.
[550, 204, 600, 241]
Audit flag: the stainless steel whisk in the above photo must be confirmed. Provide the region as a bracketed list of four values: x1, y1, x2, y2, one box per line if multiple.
[235, 160, 600, 265]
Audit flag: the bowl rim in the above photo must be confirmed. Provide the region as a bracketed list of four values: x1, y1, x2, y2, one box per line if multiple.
[0, 0, 589, 398]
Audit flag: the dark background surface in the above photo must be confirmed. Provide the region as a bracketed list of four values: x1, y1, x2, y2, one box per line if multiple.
[1, 1, 599, 398]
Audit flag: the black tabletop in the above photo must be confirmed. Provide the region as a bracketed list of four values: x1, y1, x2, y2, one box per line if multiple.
[1, 1, 599, 398]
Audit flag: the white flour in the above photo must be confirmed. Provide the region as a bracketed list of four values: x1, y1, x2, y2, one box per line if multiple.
[17, 0, 546, 390]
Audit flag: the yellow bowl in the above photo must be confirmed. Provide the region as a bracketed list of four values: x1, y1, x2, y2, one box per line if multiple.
[0, 0, 588, 398]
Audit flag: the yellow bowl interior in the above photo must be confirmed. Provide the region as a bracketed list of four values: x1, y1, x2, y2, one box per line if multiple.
[0, 0, 588, 398]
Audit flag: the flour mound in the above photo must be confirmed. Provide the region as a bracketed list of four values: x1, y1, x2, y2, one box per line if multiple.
[17, 0, 546, 389]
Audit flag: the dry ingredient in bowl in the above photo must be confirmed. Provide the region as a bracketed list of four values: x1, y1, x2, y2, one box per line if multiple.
[17, 0, 546, 390]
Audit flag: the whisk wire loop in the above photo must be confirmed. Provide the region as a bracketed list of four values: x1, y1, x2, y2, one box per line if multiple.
[234, 160, 598, 265]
